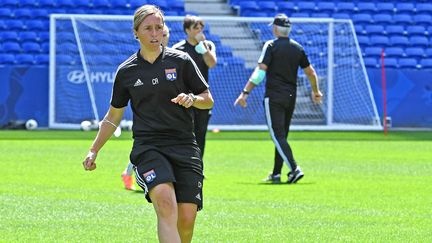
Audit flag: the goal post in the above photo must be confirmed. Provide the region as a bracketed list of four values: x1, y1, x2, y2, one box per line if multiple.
[49, 14, 382, 130]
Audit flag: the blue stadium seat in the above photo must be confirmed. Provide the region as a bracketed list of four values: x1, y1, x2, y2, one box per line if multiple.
[405, 47, 425, 58]
[20, 0, 38, 8]
[385, 47, 404, 58]
[385, 25, 404, 36]
[354, 25, 364, 35]
[56, 0, 74, 8]
[14, 9, 33, 19]
[316, 2, 335, 14]
[406, 26, 426, 36]
[393, 14, 412, 25]
[383, 58, 398, 68]
[3, 42, 21, 53]
[352, 14, 372, 25]
[22, 42, 41, 53]
[356, 2, 376, 14]
[0, 20, 6, 30]
[1, 31, 19, 42]
[217, 45, 233, 57]
[7, 20, 26, 31]
[425, 48, 432, 57]
[238, 1, 259, 16]
[389, 36, 409, 47]
[0, 54, 16, 64]
[26, 20, 47, 31]
[147, 0, 168, 11]
[277, 2, 297, 13]
[170, 0, 185, 12]
[332, 13, 350, 20]
[420, 59, 432, 69]
[3, 0, 18, 8]
[39, 0, 56, 8]
[57, 32, 75, 43]
[19, 32, 38, 42]
[373, 14, 392, 24]
[363, 57, 378, 68]
[164, 11, 178, 16]
[41, 43, 49, 53]
[395, 3, 415, 14]
[409, 36, 429, 47]
[15, 54, 34, 65]
[291, 12, 309, 18]
[258, 2, 277, 16]
[415, 3, 432, 14]
[365, 25, 384, 35]
[369, 35, 389, 46]
[32, 9, 49, 19]
[111, 0, 129, 9]
[413, 14, 432, 25]
[34, 54, 49, 65]
[376, 3, 394, 14]
[336, 2, 355, 14]
[296, 1, 316, 13]
[0, 8, 13, 18]
[364, 47, 382, 57]
[93, 0, 111, 8]
[311, 13, 329, 18]
[398, 58, 418, 69]
[357, 35, 369, 46]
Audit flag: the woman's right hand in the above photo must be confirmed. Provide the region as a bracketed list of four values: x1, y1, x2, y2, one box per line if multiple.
[83, 150, 97, 171]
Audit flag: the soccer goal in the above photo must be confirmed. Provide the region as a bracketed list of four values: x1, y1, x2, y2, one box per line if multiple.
[49, 15, 382, 130]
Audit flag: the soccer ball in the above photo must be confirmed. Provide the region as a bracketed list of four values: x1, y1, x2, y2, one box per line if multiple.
[80, 120, 92, 131]
[25, 119, 38, 130]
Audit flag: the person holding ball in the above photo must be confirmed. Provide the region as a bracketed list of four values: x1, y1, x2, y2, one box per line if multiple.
[83, 5, 213, 243]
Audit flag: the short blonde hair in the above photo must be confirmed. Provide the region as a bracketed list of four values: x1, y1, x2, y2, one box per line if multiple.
[133, 4, 164, 31]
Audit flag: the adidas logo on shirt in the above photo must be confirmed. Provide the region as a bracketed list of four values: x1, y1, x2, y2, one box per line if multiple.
[195, 193, 201, 201]
[134, 79, 143, 87]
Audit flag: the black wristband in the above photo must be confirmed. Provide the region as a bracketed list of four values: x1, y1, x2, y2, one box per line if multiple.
[242, 89, 250, 95]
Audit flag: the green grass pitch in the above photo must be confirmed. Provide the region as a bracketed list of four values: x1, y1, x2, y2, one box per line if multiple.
[1, 130, 431, 242]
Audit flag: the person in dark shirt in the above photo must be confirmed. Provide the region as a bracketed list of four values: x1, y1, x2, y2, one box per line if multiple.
[82, 5, 213, 243]
[234, 14, 322, 184]
[121, 24, 170, 191]
[172, 15, 217, 168]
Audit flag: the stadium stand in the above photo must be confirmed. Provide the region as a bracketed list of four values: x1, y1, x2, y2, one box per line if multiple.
[0, 0, 431, 70]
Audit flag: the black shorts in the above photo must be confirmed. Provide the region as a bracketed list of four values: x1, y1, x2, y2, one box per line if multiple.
[130, 142, 204, 210]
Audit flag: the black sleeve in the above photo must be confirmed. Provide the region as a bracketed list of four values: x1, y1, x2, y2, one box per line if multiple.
[183, 54, 209, 94]
[110, 68, 130, 108]
[299, 48, 311, 69]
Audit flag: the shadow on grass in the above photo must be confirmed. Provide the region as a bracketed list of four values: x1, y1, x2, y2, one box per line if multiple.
[235, 182, 315, 186]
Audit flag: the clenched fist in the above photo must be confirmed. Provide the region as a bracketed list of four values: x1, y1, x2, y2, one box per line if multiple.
[83, 150, 97, 171]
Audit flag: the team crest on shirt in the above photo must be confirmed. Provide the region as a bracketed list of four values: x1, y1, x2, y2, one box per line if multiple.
[143, 169, 156, 183]
[165, 68, 177, 81]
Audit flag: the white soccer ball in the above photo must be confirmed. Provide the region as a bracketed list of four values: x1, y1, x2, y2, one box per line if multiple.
[126, 120, 133, 131]
[25, 119, 38, 130]
[80, 120, 92, 131]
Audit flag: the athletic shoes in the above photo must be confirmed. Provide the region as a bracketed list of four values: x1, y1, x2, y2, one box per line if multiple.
[262, 173, 281, 183]
[287, 166, 304, 184]
[121, 173, 135, 191]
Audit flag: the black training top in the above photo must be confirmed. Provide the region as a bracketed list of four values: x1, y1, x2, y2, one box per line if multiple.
[171, 40, 215, 82]
[111, 47, 209, 145]
[259, 37, 310, 99]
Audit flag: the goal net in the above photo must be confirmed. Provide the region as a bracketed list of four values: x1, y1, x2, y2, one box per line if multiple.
[49, 15, 382, 130]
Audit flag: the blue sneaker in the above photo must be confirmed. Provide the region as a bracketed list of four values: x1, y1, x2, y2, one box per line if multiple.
[262, 173, 281, 183]
[287, 166, 304, 184]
